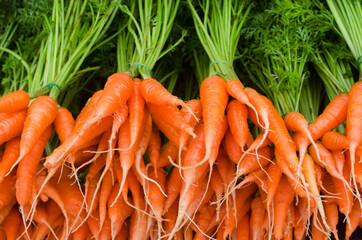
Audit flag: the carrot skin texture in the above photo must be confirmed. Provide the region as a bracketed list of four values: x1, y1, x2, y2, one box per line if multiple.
[2, 206, 21, 240]
[0, 137, 20, 182]
[0, 90, 29, 113]
[322, 131, 349, 150]
[20, 96, 57, 158]
[16, 125, 53, 205]
[0, 110, 27, 146]
[128, 78, 145, 147]
[227, 100, 248, 149]
[237, 211, 250, 240]
[54, 107, 75, 143]
[200, 76, 229, 164]
[273, 175, 295, 240]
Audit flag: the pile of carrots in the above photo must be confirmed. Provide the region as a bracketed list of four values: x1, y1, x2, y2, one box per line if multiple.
[0, 71, 361, 240]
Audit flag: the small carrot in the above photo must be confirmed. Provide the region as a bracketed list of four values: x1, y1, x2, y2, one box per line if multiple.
[322, 131, 349, 150]
[273, 175, 295, 240]
[54, 107, 75, 144]
[0, 90, 29, 113]
[324, 200, 339, 240]
[16, 125, 53, 206]
[236, 146, 273, 176]
[210, 169, 224, 221]
[147, 123, 161, 175]
[2, 207, 21, 240]
[223, 128, 242, 164]
[266, 160, 283, 208]
[250, 196, 266, 240]
[237, 211, 250, 240]
[140, 78, 197, 120]
[227, 100, 249, 149]
[152, 111, 181, 147]
[157, 141, 179, 168]
[99, 169, 114, 231]
[163, 167, 182, 214]
[0, 109, 27, 146]
[0, 137, 20, 182]
[346, 199, 361, 240]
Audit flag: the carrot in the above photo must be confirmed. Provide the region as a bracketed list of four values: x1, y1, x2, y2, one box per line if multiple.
[224, 197, 252, 239]
[18, 96, 57, 159]
[99, 215, 112, 240]
[322, 131, 349, 150]
[328, 171, 353, 219]
[148, 103, 196, 138]
[152, 110, 181, 147]
[147, 166, 166, 238]
[44, 114, 113, 169]
[2, 207, 21, 240]
[284, 111, 322, 174]
[332, 150, 345, 175]
[157, 141, 178, 168]
[216, 147, 235, 190]
[250, 196, 266, 240]
[309, 142, 352, 194]
[16, 125, 53, 206]
[273, 175, 295, 240]
[54, 107, 75, 144]
[236, 146, 273, 176]
[163, 200, 182, 240]
[85, 172, 101, 215]
[86, 72, 133, 127]
[302, 153, 329, 231]
[193, 205, 215, 240]
[163, 167, 182, 214]
[198, 76, 229, 169]
[0, 90, 29, 113]
[99, 169, 114, 231]
[345, 199, 361, 239]
[227, 100, 248, 149]
[19, 221, 33, 240]
[115, 221, 130, 240]
[0, 137, 20, 182]
[0, 198, 16, 224]
[346, 82, 362, 208]
[324, 200, 339, 240]
[129, 195, 148, 240]
[107, 182, 132, 239]
[210, 169, 224, 221]
[266, 160, 283, 208]
[72, 222, 90, 240]
[32, 200, 62, 240]
[140, 78, 197, 120]
[0, 109, 27, 146]
[147, 123, 161, 175]
[245, 132, 273, 154]
[223, 128, 242, 164]
[128, 78, 145, 148]
[237, 211, 250, 240]
[109, 104, 128, 156]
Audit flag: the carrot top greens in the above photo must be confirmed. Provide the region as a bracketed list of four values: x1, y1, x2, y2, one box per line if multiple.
[241, 0, 333, 117]
[187, 0, 250, 81]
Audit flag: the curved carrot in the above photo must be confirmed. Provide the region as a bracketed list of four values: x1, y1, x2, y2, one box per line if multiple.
[99, 169, 114, 231]
[16, 125, 53, 205]
[0, 90, 29, 113]
[19, 96, 57, 159]
[148, 103, 196, 138]
[250, 196, 266, 240]
[226, 100, 248, 149]
[0, 137, 20, 182]
[140, 78, 197, 120]
[163, 167, 182, 214]
[266, 160, 283, 208]
[157, 141, 178, 168]
[54, 107, 75, 144]
[0, 110, 27, 146]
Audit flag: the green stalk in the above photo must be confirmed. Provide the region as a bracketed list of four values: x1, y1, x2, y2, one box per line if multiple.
[118, 0, 185, 80]
[187, 0, 250, 81]
[327, 0, 362, 78]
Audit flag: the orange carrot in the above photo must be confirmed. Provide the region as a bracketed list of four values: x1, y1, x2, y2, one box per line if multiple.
[0, 137, 20, 182]
[85, 173, 101, 215]
[157, 141, 179, 168]
[152, 111, 181, 147]
[346, 199, 362, 239]
[346, 82, 362, 207]
[199, 76, 229, 168]
[16, 125, 53, 205]
[148, 103, 196, 138]
[0, 109, 27, 145]
[140, 78, 196, 119]
[237, 211, 250, 240]
[224, 197, 252, 239]
[128, 78, 145, 149]
[210, 169, 224, 221]
[236, 146, 273, 176]
[324, 199, 339, 240]
[266, 160, 282, 207]
[193, 205, 215, 240]
[332, 150, 345, 175]
[322, 131, 349, 150]
[19, 96, 57, 159]
[147, 123, 161, 174]
[0, 198, 16, 224]
[227, 100, 248, 149]
[250, 196, 266, 240]
[273, 175, 295, 240]
[99, 169, 114, 230]
[0, 90, 29, 113]
[163, 167, 182, 214]
[223, 129, 242, 164]
[54, 107, 75, 144]
[0, 173, 16, 209]
[2, 207, 21, 240]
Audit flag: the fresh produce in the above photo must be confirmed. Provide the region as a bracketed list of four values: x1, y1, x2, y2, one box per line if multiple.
[0, 0, 361, 239]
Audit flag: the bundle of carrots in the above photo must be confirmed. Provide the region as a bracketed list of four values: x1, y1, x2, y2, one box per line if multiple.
[1, 0, 362, 239]
[0, 71, 361, 239]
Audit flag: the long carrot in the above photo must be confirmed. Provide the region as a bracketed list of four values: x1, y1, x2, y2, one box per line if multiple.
[147, 123, 161, 175]
[0, 137, 20, 182]
[227, 100, 248, 149]
[16, 125, 53, 205]
[128, 78, 145, 149]
[0, 90, 29, 113]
